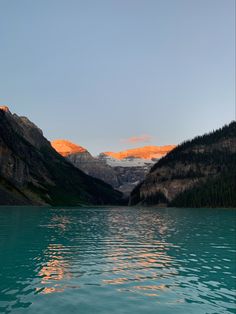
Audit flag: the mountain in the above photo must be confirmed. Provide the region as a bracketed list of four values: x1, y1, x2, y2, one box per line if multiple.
[52, 142, 175, 196]
[97, 154, 157, 195]
[130, 122, 236, 207]
[103, 145, 176, 160]
[51, 140, 120, 188]
[51, 140, 87, 156]
[99, 146, 175, 195]
[0, 106, 122, 206]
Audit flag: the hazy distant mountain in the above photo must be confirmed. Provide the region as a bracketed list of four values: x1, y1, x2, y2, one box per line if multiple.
[130, 122, 236, 207]
[0, 106, 122, 206]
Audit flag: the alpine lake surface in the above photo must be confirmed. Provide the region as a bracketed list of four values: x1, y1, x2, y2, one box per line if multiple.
[0, 206, 235, 314]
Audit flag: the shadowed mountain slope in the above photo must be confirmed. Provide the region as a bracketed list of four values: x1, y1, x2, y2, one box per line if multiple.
[0, 107, 122, 206]
[51, 140, 120, 188]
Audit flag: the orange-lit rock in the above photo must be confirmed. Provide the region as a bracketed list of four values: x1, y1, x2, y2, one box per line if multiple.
[103, 145, 176, 160]
[51, 139, 87, 157]
[0, 106, 10, 113]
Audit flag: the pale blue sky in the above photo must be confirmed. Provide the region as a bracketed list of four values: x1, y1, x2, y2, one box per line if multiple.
[0, 0, 235, 155]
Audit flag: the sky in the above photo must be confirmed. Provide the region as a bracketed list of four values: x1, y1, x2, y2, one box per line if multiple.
[0, 0, 235, 155]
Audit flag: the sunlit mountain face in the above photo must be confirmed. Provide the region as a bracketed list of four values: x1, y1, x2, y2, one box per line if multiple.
[102, 145, 176, 160]
[51, 140, 87, 157]
[51, 140, 175, 160]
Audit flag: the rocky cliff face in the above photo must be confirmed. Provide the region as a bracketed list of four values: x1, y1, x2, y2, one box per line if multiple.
[97, 154, 156, 195]
[129, 122, 236, 206]
[0, 107, 122, 206]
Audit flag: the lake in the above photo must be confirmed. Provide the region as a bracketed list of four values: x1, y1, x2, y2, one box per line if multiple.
[0, 206, 235, 313]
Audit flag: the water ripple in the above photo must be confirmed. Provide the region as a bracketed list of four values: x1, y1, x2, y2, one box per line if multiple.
[0, 206, 235, 314]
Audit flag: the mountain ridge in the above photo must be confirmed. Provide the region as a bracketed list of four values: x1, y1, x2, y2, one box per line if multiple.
[51, 140, 87, 156]
[102, 145, 176, 160]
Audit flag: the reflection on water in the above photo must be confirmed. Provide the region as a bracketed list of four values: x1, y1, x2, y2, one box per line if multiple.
[0, 206, 235, 314]
[38, 244, 71, 294]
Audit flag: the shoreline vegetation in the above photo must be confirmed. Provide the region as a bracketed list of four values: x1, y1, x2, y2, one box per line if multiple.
[0, 205, 235, 210]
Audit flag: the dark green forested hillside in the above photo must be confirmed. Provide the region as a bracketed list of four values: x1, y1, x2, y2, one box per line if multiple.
[151, 122, 236, 171]
[130, 121, 236, 208]
[170, 171, 236, 208]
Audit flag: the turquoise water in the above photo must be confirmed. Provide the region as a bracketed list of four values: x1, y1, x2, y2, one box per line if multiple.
[0, 207, 235, 314]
